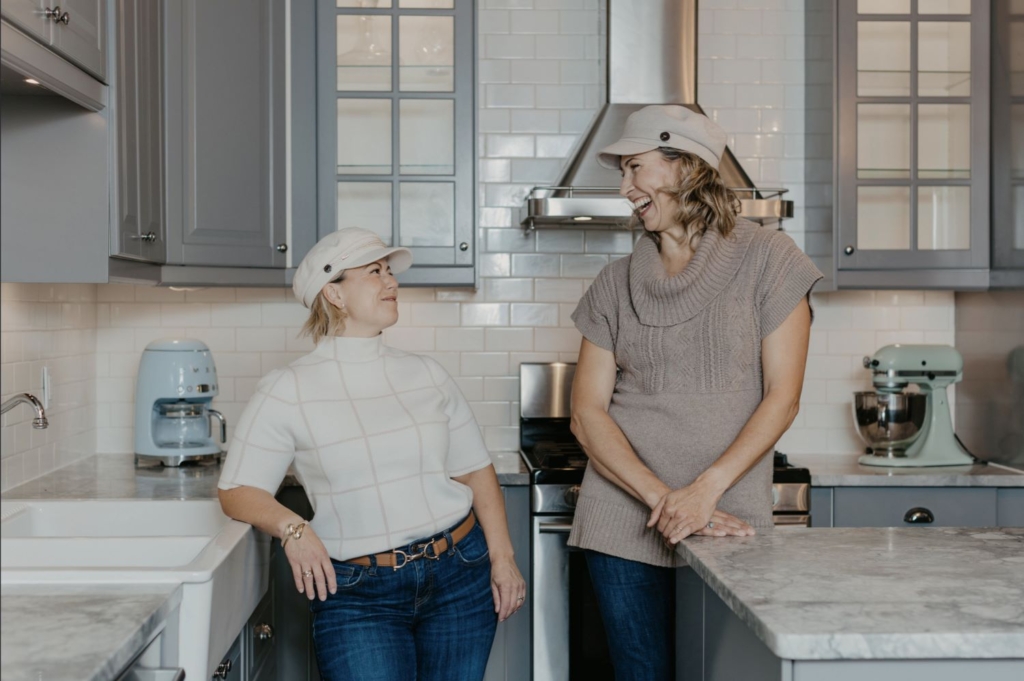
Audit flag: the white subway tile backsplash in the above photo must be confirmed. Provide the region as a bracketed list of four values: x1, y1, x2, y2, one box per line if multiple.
[486, 34, 537, 60]
[462, 352, 511, 377]
[484, 278, 534, 301]
[560, 254, 607, 278]
[486, 84, 537, 108]
[535, 35, 586, 60]
[462, 303, 511, 326]
[512, 253, 560, 277]
[533, 278, 584, 302]
[487, 135, 536, 157]
[485, 328, 534, 351]
[511, 10, 560, 34]
[411, 303, 462, 327]
[536, 85, 585, 109]
[511, 109, 561, 133]
[511, 303, 560, 327]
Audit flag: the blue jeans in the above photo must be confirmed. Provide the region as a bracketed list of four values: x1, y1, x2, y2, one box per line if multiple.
[585, 550, 675, 681]
[310, 520, 497, 681]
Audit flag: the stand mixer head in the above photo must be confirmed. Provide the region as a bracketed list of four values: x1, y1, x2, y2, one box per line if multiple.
[854, 344, 975, 467]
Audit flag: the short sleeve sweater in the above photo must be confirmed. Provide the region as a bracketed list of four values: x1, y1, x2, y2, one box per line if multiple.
[218, 334, 492, 562]
[569, 219, 823, 567]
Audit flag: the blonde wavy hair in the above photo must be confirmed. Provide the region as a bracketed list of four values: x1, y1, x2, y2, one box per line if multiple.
[300, 273, 348, 345]
[631, 147, 741, 249]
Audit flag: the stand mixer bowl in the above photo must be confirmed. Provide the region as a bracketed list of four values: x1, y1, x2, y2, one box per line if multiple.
[853, 392, 927, 457]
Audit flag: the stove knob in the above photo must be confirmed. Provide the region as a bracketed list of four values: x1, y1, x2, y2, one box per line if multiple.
[564, 485, 581, 508]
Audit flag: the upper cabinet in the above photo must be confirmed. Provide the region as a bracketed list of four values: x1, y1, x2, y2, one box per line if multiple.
[991, 0, 1024, 286]
[2, 0, 106, 81]
[835, 0, 992, 289]
[316, 0, 476, 287]
[109, 0, 318, 285]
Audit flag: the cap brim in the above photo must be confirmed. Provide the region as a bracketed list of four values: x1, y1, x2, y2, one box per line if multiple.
[597, 139, 660, 170]
[338, 246, 414, 275]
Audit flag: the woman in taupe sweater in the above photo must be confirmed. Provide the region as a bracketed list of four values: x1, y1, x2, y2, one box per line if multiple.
[568, 105, 822, 680]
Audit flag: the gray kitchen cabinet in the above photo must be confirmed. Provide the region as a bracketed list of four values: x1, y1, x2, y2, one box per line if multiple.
[835, 0, 993, 290]
[818, 487, 997, 528]
[483, 485, 531, 681]
[1, 0, 106, 82]
[51, 0, 106, 81]
[213, 630, 244, 681]
[997, 489, 1024, 527]
[1, 0, 51, 44]
[990, 0, 1024, 288]
[809, 487, 833, 528]
[247, 580, 277, 681]
[316, 0, 477, 287]
[163, 0, 288, 269]
[112, 0, 164, 263]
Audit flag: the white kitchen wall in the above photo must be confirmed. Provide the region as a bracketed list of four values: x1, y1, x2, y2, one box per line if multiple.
[1, 0, 960, 491]
[0, 283, 98, 491]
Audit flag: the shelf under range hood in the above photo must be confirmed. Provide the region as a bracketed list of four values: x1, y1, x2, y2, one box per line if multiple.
[518, 1, 794, 230]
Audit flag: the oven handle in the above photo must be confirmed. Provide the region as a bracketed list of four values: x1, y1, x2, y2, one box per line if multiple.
[538, 521, 574, 534]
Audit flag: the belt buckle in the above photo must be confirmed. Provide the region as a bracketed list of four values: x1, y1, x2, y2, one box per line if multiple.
[419, 537, 442, 561]
[391, 549, 415, 569]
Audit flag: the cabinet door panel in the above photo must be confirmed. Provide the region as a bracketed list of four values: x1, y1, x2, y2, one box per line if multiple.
[165, 0, 286, 268]
[1, 0, 52, 45]
[833, 487, 996, 527]
[52, 0, 106, 81]
[997, 489, 1024, 527]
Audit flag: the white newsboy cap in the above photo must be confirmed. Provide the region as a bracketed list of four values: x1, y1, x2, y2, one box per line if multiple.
[292, 227, 413, 308]
[597, 105, 728, 171]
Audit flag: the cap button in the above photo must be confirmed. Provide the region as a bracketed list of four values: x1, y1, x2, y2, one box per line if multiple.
[659, 132, 670, 142]
[323, 264, 332, 273]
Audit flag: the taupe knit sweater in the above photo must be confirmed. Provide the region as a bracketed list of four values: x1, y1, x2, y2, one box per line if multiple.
[569, 219, 823, 567]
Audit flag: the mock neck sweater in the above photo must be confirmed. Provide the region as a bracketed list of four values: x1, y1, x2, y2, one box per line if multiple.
[218, 335, 492, 561]
[569, 220, 823, 567]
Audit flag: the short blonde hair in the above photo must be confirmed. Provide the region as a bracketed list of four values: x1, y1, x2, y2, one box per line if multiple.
[633, 147, 740, 249]
[300, 276, 348, 345]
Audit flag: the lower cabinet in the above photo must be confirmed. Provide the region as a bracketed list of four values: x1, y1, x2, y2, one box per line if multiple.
[810, 486, 1023, 528]
[272, 484, 532, 681]
[209, 554, 278, 680]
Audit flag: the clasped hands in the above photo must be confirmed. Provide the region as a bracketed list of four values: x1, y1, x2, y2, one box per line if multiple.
[647, 482, 755, 545]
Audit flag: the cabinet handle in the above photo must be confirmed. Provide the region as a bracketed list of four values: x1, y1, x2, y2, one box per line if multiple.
[276, 243, 288, 253]
[459, 242, 469, 252]
[254, 623, 274, 641]
[212, 659, 232, 679]
[903, 507, 934, 524]
[844, 245, 855, 256]
[130, 232, 157, 243]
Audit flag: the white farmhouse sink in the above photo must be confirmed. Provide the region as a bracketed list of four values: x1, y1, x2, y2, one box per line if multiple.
[0, 499, 269, 681]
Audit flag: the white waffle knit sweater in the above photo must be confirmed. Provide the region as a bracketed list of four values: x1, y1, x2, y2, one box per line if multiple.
[218, 334, 492, 561]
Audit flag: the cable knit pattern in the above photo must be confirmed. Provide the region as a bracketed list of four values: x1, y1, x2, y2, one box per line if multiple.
[570, 220, 823, 567]
[218, 335, 492, 562]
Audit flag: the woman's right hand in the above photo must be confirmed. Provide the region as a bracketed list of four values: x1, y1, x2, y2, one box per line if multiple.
[283, 524, 337, 601]
[688, 509, 755, 538]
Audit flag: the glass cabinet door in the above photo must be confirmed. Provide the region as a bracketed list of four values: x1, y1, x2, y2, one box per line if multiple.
[318, 0, 475, 285]
[991, 0, 1024, 272]
[837, 0, 990, 277]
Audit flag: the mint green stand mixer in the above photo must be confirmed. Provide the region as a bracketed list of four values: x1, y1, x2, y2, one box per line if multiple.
[854, 344, 976, 467]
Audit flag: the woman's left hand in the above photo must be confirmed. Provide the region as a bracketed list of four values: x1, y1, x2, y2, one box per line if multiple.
[490, 554, 526, 623]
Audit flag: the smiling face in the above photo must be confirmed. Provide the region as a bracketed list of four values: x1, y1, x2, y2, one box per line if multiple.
[619, 149, 683, 236]
[321, 258, 399, 337]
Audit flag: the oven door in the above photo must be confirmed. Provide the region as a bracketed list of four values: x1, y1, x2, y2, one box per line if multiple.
[532, 515, 613, 681]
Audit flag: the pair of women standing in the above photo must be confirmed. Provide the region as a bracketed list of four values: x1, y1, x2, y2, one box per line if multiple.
[218, 103, 820, 681]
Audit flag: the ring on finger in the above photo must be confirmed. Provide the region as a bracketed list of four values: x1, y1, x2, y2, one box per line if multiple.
[302, 569, 313, 578]
[707, 521, 715, 529]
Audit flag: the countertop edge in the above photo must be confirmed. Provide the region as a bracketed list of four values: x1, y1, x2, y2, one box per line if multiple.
[676, 540, 1024, 661]
[92, 585, 184, 681]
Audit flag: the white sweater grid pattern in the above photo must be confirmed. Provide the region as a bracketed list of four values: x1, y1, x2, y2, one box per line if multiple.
[218, 336, 492, 562]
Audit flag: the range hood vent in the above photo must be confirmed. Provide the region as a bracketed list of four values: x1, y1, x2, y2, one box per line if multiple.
[518, 1, 793, 229]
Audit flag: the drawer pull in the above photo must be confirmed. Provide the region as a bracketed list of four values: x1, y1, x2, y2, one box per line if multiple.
[904, 507, 934, 524]
[254, 623, 274, 641]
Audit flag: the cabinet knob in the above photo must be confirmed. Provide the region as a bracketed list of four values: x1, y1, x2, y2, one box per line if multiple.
[563, 485, 581, 508]
[213, 659, 233, 679]
[844, 245, 855, 256]
[131, 232, 157, 243]
[254, 623, 274, 641]
[276, 243, 288, 253]
[44, 7, 69, 24]
[459, 242, 469, 252]
[903, 507, 934, 524]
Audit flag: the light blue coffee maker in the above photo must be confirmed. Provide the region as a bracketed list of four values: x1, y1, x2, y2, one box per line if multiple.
[134, 339, 226, 466]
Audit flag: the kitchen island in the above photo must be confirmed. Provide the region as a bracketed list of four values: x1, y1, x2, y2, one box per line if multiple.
[676, 527, 1024, 680]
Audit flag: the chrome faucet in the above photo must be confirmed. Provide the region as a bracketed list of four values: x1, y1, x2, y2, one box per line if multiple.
[0, 393, 48, 429]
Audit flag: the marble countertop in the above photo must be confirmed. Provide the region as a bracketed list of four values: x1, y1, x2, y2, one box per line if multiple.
[794, 455, 1024, 487]
[0, 583, 182, 681]
[678, 527, 1024, 660]
[2, 450, 530, 501]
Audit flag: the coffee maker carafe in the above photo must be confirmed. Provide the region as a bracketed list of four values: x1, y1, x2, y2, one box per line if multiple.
[134, 339, 226, 466]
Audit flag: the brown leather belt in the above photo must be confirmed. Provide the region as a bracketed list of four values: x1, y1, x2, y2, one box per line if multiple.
[345, 512, 476, 569]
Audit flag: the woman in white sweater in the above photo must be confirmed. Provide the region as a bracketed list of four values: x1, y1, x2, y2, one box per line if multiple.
[218, 227, 525, 681]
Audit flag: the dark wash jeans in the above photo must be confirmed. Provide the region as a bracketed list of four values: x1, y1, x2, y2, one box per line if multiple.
[310, 521, 497, 681]
[585, 549, 676, 681]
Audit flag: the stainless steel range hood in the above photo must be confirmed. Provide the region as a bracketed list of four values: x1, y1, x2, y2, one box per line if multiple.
[518, 0, 793, 229]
